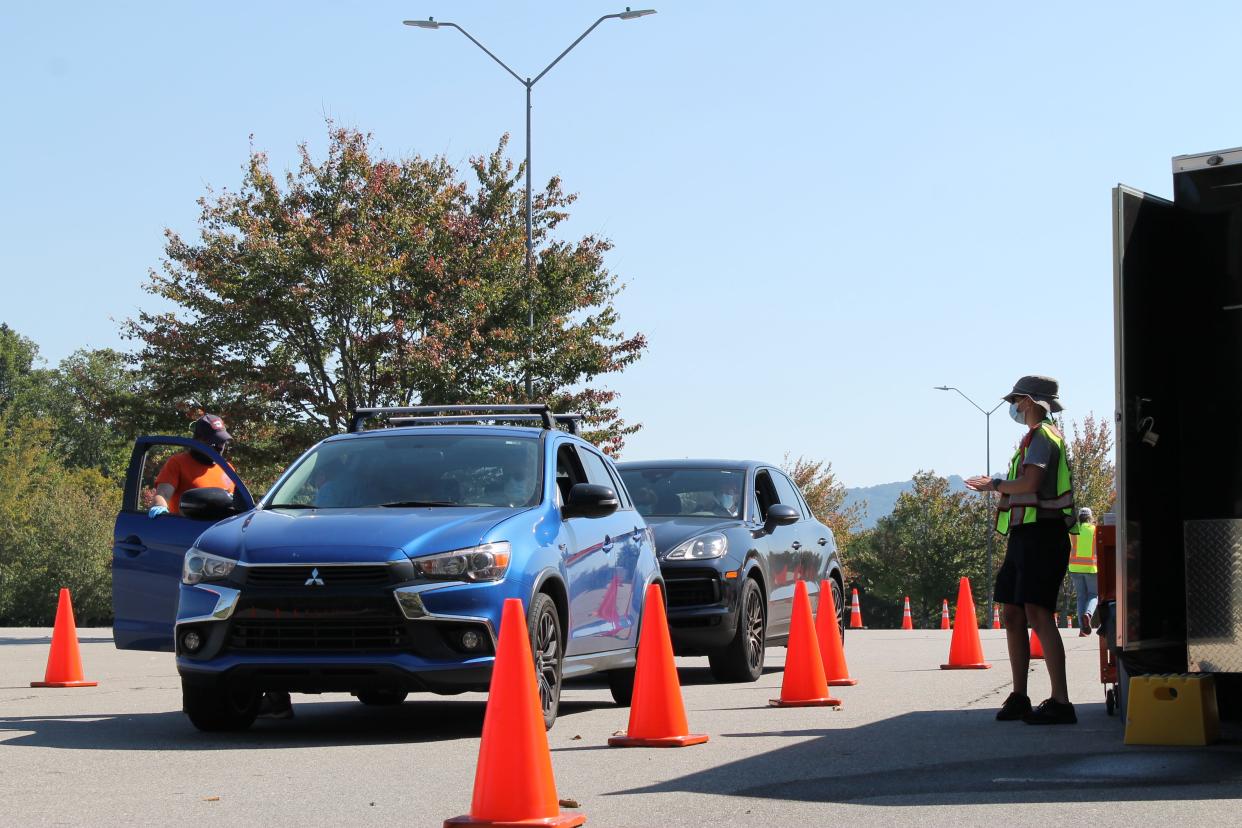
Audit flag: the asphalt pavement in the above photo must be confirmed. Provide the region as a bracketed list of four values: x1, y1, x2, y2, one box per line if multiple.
[3, 626, 1240, 827]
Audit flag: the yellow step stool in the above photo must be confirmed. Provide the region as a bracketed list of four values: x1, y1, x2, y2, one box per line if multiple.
[1124, 674, 1219, 746]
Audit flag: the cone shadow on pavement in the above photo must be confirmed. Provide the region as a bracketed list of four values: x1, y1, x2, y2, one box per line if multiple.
[815, 580, 857, 687]
[444, 598, 585, 828]
[609, 582, 708, 748]
[771, 581, 842, 707]
[31, 588, 97, 688]
[940, 577, 991, 670]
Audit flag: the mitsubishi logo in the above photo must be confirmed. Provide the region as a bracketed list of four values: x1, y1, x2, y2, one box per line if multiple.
[304, 568, 325, 587]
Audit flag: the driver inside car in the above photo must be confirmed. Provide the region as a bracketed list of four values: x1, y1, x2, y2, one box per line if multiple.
[148, 415, 236, 518]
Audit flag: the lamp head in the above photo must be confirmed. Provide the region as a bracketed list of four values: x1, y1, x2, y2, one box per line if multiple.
[403, 18, 442, 29]
[618, 7, 657, 19]
[934, 386, 951, 391]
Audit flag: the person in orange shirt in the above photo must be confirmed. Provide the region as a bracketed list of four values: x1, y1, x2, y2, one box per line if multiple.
[148, 414, 236, 518]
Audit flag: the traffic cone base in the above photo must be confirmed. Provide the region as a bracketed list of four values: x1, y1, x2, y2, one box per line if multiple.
[769, 695, 841, 707]
[608, 733, 709, 748]
[939, 662, 993, 670]
[827, 677, 859, 687]
[444, 815, 585, 828]
[609, 583, 708, 749]
[31, 588, 97, 689]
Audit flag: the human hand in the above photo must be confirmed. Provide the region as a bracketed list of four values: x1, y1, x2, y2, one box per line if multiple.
[965, 476, 993, 492]
[148, 505, 169, 519]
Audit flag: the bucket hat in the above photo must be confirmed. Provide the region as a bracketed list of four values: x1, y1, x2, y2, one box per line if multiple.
[1003, 375, 1063, 413]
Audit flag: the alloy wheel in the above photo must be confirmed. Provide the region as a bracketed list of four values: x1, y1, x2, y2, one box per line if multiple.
[744, 588, 765, 673]
[534, 609, 560, 719]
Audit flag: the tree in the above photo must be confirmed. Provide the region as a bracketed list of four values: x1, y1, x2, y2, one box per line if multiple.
[1069, 412, 1115, 518]
[0, 415, 117, 625]
[782, 455, 865, 574]
[123, 125, 646, 478]
[848, 471, 991, 628]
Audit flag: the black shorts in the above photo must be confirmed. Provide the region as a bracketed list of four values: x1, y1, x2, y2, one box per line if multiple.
[994, 519, 1071, 611]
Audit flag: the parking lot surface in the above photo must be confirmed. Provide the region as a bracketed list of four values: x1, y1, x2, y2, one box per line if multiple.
[3, 627, 1240, 827]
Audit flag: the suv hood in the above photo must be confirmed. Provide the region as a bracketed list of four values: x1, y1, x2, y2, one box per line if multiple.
[644, 515, 739, 555]
[196, 506, 526, 564]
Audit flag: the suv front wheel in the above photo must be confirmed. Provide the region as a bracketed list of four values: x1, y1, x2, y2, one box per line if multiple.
[708, 576, 766, 683]
[528, 592, 563, 729]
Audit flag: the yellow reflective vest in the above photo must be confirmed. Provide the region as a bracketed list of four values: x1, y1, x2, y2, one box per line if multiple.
[996, 419, 1077, 535]
[1068, 523, 1097, 573]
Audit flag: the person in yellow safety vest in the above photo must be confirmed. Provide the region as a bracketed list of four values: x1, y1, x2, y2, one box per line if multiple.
[967, 375, 1078, 726]
[1068, 507, 1098, 637]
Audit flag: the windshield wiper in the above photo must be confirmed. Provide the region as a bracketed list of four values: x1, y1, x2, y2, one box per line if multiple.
[380, 500, 461, 508]
[266, 502, 318, 509]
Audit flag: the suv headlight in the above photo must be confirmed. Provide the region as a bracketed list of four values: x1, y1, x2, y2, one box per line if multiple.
[414, 541, 511, 582]
[666, 533, 728, 560]
[182, 547, 237, 585]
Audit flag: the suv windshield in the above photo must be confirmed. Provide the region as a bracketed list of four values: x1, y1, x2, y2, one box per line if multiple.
[267, 433, 542, 509]
[620, 468, 745, 519]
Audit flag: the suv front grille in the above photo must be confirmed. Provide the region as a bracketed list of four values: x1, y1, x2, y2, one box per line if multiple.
[244, 564, 395, 588]
[226, 597, 409, 653]
[665, 571, 722, 608]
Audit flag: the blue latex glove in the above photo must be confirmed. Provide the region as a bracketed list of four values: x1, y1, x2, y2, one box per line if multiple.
[148, 505, 169, 519]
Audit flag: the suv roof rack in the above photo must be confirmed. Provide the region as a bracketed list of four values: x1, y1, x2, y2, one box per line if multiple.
[348, 405, 582, 436]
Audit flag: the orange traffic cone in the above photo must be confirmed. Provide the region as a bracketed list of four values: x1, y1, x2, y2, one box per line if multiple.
[901, 596, 914, 630]
[445, 598, 585, 827]
[940, 599, 950, 630]
[940, 577, 991, 670]
[31, 589, 97, 688]
[1064, 613, 1072, 629]
[814, 580, 857, 687]
[609, 583, 708, 748]
[992, 605, 1002, 630]
[771, 581, 841, 707]
[848, 588, 863, 629]
[1029, 627, 1045, 660]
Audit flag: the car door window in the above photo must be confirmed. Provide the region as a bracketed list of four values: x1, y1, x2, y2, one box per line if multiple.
[555, 443, 588, 504]
[770, 471, 805, 520]
[576, 447, 624, 503]
[754, 470, 779, 521]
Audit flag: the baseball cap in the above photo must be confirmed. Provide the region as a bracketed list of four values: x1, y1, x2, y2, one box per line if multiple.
[193, 414, 232, 447]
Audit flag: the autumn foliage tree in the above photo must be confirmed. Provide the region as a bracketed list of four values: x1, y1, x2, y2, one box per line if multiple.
[124, 125, 646, 477]
[782, 455, 865, 572]
[1068, 412, 1115, 519]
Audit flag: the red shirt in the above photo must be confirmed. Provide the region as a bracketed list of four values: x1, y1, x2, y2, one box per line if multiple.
[155, 452, 236, 514]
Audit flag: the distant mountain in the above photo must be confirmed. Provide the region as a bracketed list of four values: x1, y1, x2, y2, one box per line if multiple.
[844, 475, 969, 530]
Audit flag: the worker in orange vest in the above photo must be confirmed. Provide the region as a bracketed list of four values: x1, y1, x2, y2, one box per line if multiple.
[1068, 507, 1098, 637]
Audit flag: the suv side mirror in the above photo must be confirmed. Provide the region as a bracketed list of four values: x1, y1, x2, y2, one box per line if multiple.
[180, 487, 240, 521]
[562, 483, 620, 519]
[763, 503, 800, 534]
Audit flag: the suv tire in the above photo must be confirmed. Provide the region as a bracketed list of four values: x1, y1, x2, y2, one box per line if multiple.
[607, 668, 635, 706]
[182, 680, 260, 732]
[529, 592, 563, 729]
[708, 576, 766, 683]
[355, 689, 408, 706]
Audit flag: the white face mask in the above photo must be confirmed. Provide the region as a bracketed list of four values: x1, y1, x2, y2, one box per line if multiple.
[719, 493, 736, 511]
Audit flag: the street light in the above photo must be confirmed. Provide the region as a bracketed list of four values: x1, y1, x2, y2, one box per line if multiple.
[935, 385, 1005, 609]
[404, 9, 657, 400]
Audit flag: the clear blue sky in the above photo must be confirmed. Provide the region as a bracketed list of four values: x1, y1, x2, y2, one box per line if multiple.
[2, 2, 1239, 486]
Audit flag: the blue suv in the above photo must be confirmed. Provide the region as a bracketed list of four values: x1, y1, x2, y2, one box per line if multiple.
[111, 405, 661, 731]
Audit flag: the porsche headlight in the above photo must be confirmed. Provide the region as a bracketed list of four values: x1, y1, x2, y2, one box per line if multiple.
[182, 547, 237, 585]
[666, 533, 728, 560]
[414, 541, 512, 582]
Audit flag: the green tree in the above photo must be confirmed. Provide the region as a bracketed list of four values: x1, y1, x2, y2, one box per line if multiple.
[782, 454, 865, 575]
[849, 471, 991, 628]
[123, 125, 646, 473]
[0, 415, 118, 625]
[1069, 412, 1115, 518]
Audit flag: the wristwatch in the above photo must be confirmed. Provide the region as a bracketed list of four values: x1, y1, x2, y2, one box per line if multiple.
[991, 477, 1004, 492]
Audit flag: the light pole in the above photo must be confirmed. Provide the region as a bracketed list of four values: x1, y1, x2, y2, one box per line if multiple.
[935, 385, 1005, 608]
[404, 8, 657, 400]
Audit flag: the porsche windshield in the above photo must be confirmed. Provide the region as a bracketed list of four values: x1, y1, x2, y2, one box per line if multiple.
[620, 468, 746, 519]
[267, 434, 542, 509]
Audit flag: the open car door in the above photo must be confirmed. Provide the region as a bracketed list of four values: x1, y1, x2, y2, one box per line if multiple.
[111, 436, 253, 651]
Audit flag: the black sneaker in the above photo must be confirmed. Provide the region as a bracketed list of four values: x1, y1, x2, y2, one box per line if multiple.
[257, 691, 294, 720]
[996, 692, 1032, 721]
[1023, 698, 1077, 725]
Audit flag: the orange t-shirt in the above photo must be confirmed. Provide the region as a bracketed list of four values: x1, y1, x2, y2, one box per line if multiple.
[155, 452, 236, 514]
